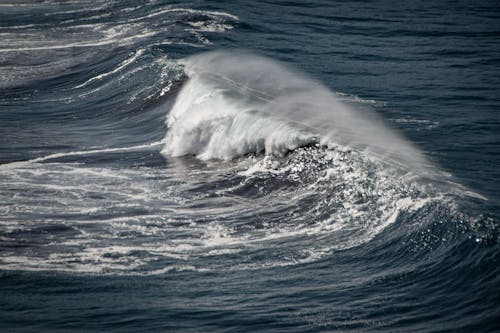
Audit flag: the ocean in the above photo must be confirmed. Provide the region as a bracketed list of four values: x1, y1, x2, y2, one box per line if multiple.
[0, 0, 499, 332]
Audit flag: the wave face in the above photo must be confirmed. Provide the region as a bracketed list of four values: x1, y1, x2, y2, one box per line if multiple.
[1, 1, 499, 333]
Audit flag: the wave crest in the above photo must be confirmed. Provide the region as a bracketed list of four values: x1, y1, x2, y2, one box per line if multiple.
[162, 72, 319, 160]
[162, 51, 428, 169]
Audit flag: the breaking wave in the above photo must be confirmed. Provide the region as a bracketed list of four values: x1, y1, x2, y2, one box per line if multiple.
[162, 51, 429, 172]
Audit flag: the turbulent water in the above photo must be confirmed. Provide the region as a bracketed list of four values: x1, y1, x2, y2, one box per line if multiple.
[1, 1, 499, 332]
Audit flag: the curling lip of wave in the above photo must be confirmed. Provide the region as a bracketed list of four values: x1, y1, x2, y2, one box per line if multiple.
[162, 50, 430, 169]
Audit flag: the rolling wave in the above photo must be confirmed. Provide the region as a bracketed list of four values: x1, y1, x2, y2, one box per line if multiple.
[1, 45, 491, 275]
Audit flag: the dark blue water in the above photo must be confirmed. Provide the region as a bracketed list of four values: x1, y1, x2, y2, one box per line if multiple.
[1, 1, 499, 332]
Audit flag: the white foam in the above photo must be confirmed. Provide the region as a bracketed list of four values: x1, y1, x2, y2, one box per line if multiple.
[0, 140, 165, 169]
[142, 7, 239, 21]
[0, 30, 158, 53]
[162, 70, 319, 160]
[74, 49, 145, 88]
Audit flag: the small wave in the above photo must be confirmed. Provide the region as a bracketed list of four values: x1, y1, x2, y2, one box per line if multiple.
[0, 140, 165, 169]
[74, 49, 146, 88]
[142, 7, 239, 21]
[0, 6, 237, 91]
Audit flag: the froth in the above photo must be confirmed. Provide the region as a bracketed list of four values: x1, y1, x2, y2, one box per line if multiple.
[162, 73, 319, 160]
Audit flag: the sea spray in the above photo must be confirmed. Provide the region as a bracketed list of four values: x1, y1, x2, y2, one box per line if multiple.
[162, 50, 429, 170]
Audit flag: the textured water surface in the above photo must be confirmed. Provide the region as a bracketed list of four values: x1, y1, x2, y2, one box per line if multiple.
[0, 1, 499, 332]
